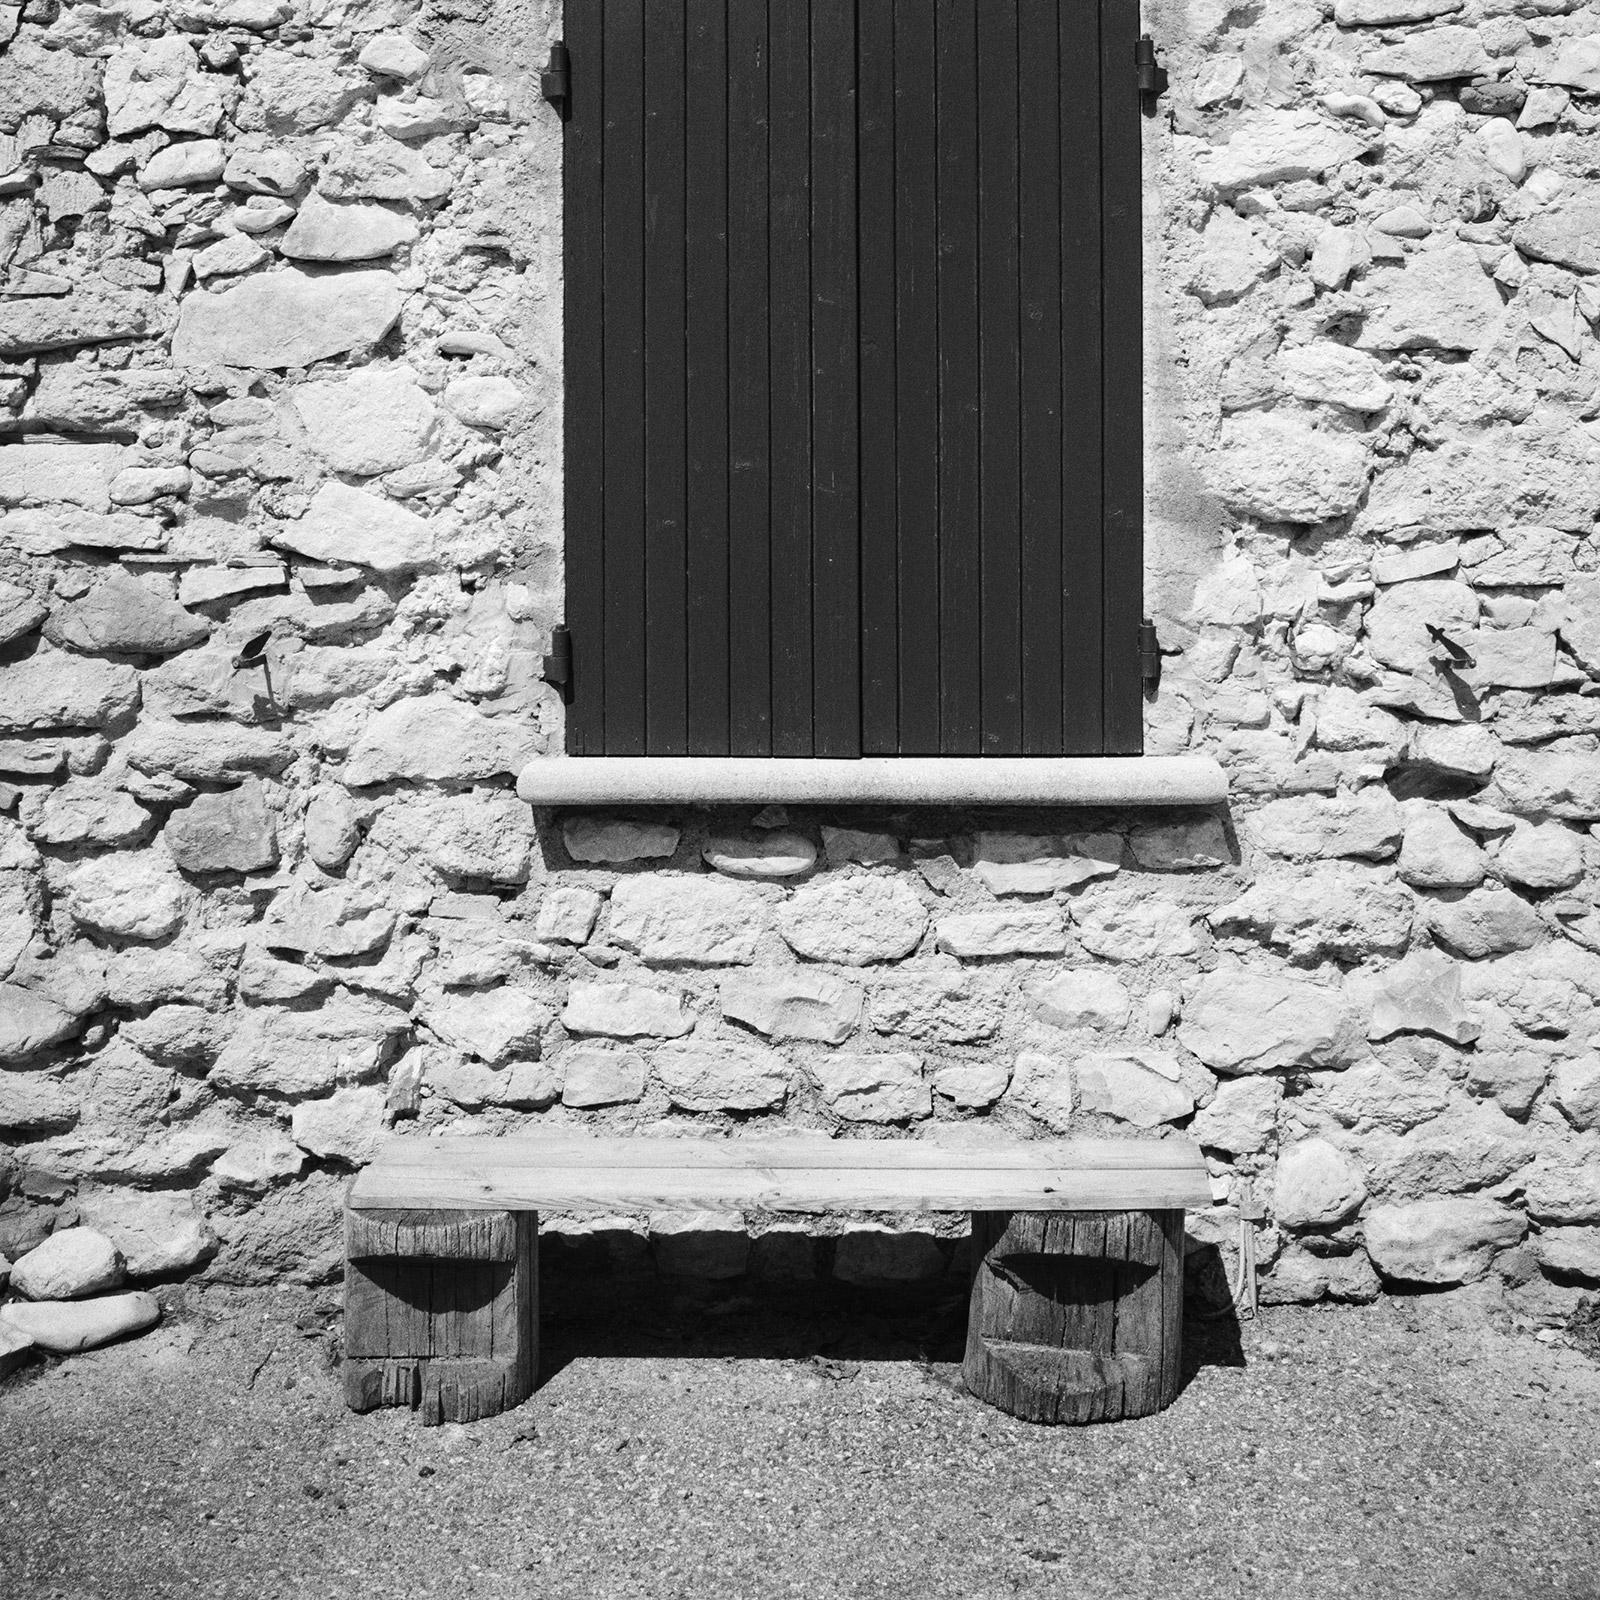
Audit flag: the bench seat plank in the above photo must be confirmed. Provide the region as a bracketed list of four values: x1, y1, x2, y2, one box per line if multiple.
[348, 1135, 1211, 1214]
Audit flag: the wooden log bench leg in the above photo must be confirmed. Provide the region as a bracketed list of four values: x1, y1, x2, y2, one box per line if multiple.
[962, 1209, 1184, 1425]
[343, 1208, 538, 1425]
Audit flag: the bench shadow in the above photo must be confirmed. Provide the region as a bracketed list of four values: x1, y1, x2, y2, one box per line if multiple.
[533, 1231, 1246, 1404]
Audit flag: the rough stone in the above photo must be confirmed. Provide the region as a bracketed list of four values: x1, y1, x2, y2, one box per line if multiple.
[534, 886, 602, 945]
[563, 818, 680, 864]
[1180, 969, 1364, 1074]
[1278, 343, 1392, 412]
[1076, 1051, 1195, 1129]
[1211, 415, 1370, 524]
[1191, 1076, 1282, 1155]
[970, 831, 1121, 894]
[425, 1055, 560, 1112]
[559, 1044, 648, 1108]
[1007, 1051, 1075, 1132]
[27, 781, 151, 848]
[1364, 1198, 1525, 1284]
[1531, 1226, 1600, 1283]
[1355, 243, 1505, 353]
[1427, 887, 1543, 960]
[281, 193, 419, 262]
[290, 1085, 386, 1165]
[720, 969, 862, 1043]
[0, 1067, 80, 1129]
[1034, 969, 1132, 1032]
[1276, 1139, 1367, 1229]
[931, 1058, 1012, 1109]
[811, 1052, 929, 1122]
[74, 1189, 218, 1278]
[1250, 791, 1404, 862]
[125, 719, 292, 783]
[779, 876, 927, 965]
[241, 50, 363, 133]
[443, 376, 524, 429]
[139, 139, 227, 190]
[170, 270, 404, 369]
[275, 482, 434, 573]
[1129, 816, 1231, 871]
[360, 31, 430, 78]
[653, 1039, 789, 1112]
[44, 573, 207, 658]
[703, 831, 817, 880]
[9, 1227, 124, 1300]
[303, 786, 361, 871]
[0, 1291, 160, 1353]
[0, 647, 138, 733]
[319, 135, 451, 204]
[343, 697, 527, 787]
[869, 962, 1002, 1043]
[1495, 752, 1600, 822]
[422, 989, 549, 1064]
[1211, 867, 1413, 963]
[288, 366, 438, 476]
[372, 792, 533, 884]
[821, 826, 899, 866]
[832, 1229, 945, 1285]
[0, 580, 47, 646]
[1491, 819, 1580, 896]
[1366, 951, 1480, 1045]
[1071, 892, 1200, 961]
[1333, 0, 1459, 22]
[935, 908, 1067, 958]
[1197, 112, 1365, 192]
[63, 852, 189, 941]
[262, 883, 394, 959]
[163, 779, 277, 873]
[1514, 195, 1600, 276]
[1397, 802, 1487, 890]
[1553, 1058, 1600, 1132]
[1362, 25, 1489, 81]
[608, 876, 766, 965]
[562, 979, 693, 1039]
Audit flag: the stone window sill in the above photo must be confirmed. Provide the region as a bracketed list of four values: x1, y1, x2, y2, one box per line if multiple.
[516, 756, 1228, 809]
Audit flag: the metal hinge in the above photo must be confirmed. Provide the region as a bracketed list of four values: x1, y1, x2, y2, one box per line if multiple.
[1140, 618, 1178, 699]
[1135, 34, 1168, 111]
[541, 41, 570, 118]
[542, 624, 573, 700]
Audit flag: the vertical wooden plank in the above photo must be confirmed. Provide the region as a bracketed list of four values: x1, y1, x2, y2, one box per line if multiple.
[644, 0, 688, 753]
[1060, 0, 1106, 755]
[768, 0, 814, 756]
[601, 0, 647, 754]
[810, 0, 860, 758]
[686, 0, 730, 754]
[1100, 0, 1144, 754]
[934, 0, 980, 754]
[1016, 0, 1064, 755]
[892, 0, 939, 754]
[977, 0, 1021, 753]
[563, 0, 605, 754]
[858, 0, 897, 754]
[727, 0, 772, 755]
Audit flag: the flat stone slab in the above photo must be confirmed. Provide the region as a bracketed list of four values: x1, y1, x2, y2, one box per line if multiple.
[517, 757, 1229, 810]
[0, 1291, 161, 1353]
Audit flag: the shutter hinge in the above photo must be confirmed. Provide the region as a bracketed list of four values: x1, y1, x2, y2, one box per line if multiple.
[1135, 34, 1168, 112]
[541, 41, 570, 118]
[1140, 618, 1178, 699]
[1425, 623, 1476, 670]
[542, 623, 573, 700]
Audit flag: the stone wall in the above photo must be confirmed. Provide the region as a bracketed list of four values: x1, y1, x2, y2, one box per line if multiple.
[1, 0, 1598, 1313]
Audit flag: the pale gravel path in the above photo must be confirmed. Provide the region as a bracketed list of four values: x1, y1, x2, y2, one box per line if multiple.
[1, 1278, 1597, 1600]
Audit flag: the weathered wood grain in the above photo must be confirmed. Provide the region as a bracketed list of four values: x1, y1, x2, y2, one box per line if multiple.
[962, 1209, 1185, 1425]
[343, 1208, 536, 1426]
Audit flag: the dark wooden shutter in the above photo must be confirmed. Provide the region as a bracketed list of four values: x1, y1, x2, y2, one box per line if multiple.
[562, 0, 1144, 758]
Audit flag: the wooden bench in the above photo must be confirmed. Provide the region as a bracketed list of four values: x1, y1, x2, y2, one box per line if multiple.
[344, 1134, 1210, 1427]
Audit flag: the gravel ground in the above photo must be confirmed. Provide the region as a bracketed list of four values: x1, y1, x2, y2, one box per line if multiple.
[2, 1273, 1598, 1600]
